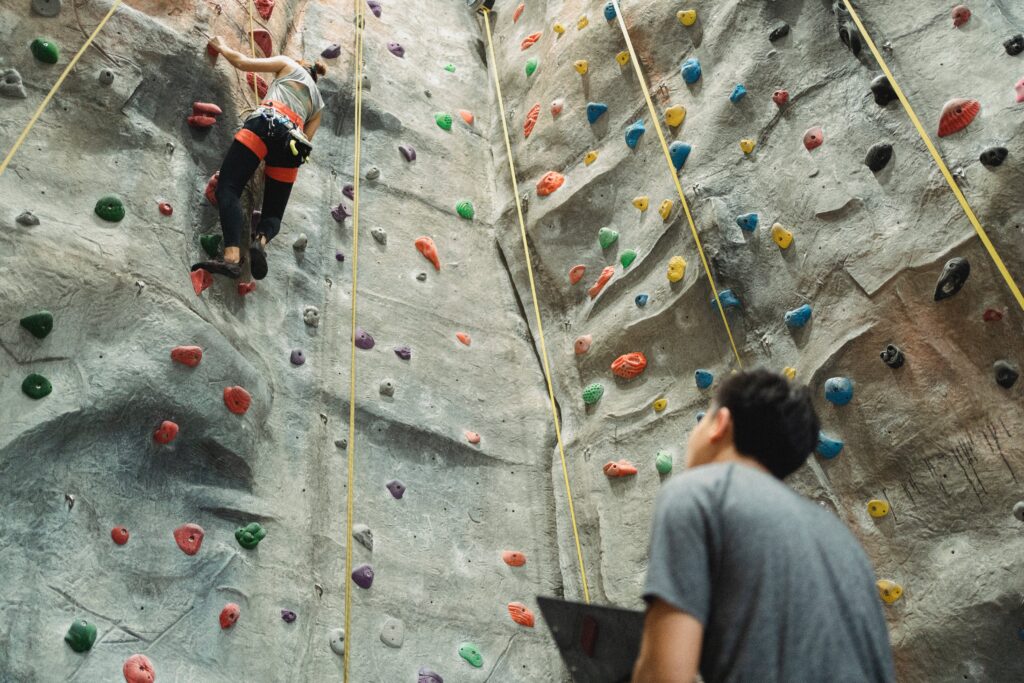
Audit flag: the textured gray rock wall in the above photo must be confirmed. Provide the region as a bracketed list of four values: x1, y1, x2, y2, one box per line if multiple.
[2, 0, 1023, 681]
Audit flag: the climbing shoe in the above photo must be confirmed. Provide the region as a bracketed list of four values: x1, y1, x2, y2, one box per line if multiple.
[249, 240, 268, 280]
[191, 260, 241, 279]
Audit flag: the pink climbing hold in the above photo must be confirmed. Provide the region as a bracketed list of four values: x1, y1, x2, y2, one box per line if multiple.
[158, 201, 173, 216]
[192, 102, 223, 117]
[251, 29, 272, 56]
[1015, 78, 1024, 104]
[170, 345, 203, 367]
[574, 335, 592, 355]
[123, 654, 155, 683]
[551, 98, 564, 116]
[951, 5, 970, 28]
[205, 171, 219, 205]
[772, 89, 789, 106]
[190, 268, 213, 296]
[254, 0, 274, 20]
[611, 352, 648, 379]
[456, 332, 471, 346]
[247, 73, 269, 99]
[173, 523, 205, 555]
[536, 171, 564, 196]
[465, 430, 481, 444]
[502, 550, 526, 566]
[415, 237, 441, 270]
[513, 2, 524, 23]
[524, 103, 540, 138]
[224, 386, 252, 415]
[111, 526, 130, 545]
[188, 114, 217, 129]
[521, 32, 541, 50]
[588, 266, 614, 299]
[983, 308, 1004, 322]
[219, 603, 241, 629]
[603, 459, 638, 477]
[237, 281, 256, 296]
[153, 420, 179, 444]
[568, 264, 586, 285]
[803, 126, 823, 151]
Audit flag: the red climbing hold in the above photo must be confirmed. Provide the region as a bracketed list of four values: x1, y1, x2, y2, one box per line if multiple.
[237, 281, 256, 296]
[190, 268, 213, 296]
[123, 654, 155, 683]
[465, 430, 481, 444]
[224, 386, 252, 415]
[111, 526, 130, 545]
[459, 109, 475, 125]
[588, 266, 614, 299]
[456, 332, 471, 346]
[536, 171, 564, 196]
[220, 603, 241, 629]
[170, 345, 203, 367]
[603, 459, 638, 477]
[251, 29, 272, 56]
[192, 102, 223, 117]
[513, 2, 524, 23]
[205, 171, 219, 205]
[173, 523, 205, 555]
[523, 103, 540, 138]
[254, 0, 274, 20]
[502, 550, 526, 566]
[415, 237, 441, 270]
[508, 602, 535, 627]
[772, 89, 789, 106]
[951, 5, 970, 28]
[937, 98, 980, 137]
[521, 32, 541, 50]
[153, 420, 179, 444]
[803, 126, 823, 151]
[247, 73, 269, 99]
[188, 114, 217, 128]
[568, 264, 586, 284]
[983, 308, 1004, 322]
[158, 201, 173, 216]
[611, 352, 648, 379]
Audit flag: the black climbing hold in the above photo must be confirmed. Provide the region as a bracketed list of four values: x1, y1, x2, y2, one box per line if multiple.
[870, 75, 897, 106]
[880, 344, 904, 369]
[98, 69, 114, 86]
[769, 23, 790, 42]
[994, 360, 1019, 389]
[834, 2, 862, 56]
[865, 143, 893, 172]
[934, 257, 970, 301]
[22, 373, 52, 399]
[1004, 34, 1024, 57]
[979, 147, 1008, 168]
[20, 311, 53, 339]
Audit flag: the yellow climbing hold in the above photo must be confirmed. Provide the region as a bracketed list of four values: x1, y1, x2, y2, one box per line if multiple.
[553, 22, 565, 35]
[615, 51, 630, 66]
[677, 9, 697, 26]
[783, 367, 797, 380]
[876, 579, 903, 605]
[653, 399, 667, 412]
[667, 256, 686, 283]
[574, 59, 589, 75]
[664, 105, 686, 127]
[771, 223, 793, 249]
[632, 196, 649, 211]
[584, 150, 598, 166]
[739, 138, 756, 154]
[659, 199, 673, 221]
[867, 499, 890, 518]
[577, 15, 589, 30]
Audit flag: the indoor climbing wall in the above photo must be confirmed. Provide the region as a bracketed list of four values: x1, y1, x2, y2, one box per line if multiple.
[2, 1, 1023, 682]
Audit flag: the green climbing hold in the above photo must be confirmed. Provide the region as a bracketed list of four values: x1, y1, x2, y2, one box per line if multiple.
[20, 311, 53, 339]
[435, 112, 453, 131]
[64, 619, 97, 653]
[582, 383, 604, 405]
[456, 201, 475, 220]
[620, 249, 637, 268]
[31, 38, 59, 64]
[459, 642, 484, 668]
[598, 227, 619, 249]
[94, 195, 125, 222]
[200, 234, 222, 258]
[525, 57, 538, 77]
[235, 522, 267, 549]
[655, 451, 673, 474]
[22, 373, 52, 400]
[444, 63, 456, 72]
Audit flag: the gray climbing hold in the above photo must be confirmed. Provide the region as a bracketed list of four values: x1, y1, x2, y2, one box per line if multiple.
[371, 227, 387, 244]
[293, 233, 308, 250]
[328, 628, 345, 655]
[880, 344, 904, 369]
[934, 257, 970, 301]
[865, 143, 892, 172]
[366, 166, 380, 180]
[352, 523, 373, 551]
[416, 272, 427, 281]
[303, 305, 321, 327]
[379, 617, 404, 648]
[379, 379, 395, 397]
[834, 1, 862, 56]
[97, 69, 114, 86]
[335, 438, 347, 449]
[994, 360, 1019, 389]
[31, 0, 62, 18]
[418, 668, 444, 683]
[0, 69, 27, 98]
[1013, 501, 1024, 522]
[16, 211, 39, 226]
[979, 147, 1008, 168]
[290, 349, 306, 365]
[768, 23, 790, 42]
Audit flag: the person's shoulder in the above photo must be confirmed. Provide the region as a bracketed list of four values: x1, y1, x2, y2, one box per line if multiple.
[658, 463, 738, 508]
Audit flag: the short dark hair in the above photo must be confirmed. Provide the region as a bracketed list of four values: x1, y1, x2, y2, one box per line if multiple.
[712, 368, 820, 479]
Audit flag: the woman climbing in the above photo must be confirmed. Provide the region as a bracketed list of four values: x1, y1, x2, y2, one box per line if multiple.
[192, 36, 326, 281]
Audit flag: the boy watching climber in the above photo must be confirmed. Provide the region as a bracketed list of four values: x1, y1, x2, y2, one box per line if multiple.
[632, 369, 895, 683]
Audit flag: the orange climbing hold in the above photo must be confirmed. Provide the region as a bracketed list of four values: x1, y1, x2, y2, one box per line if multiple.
[415, 237, 441, 270]
[459, 109, 474, 125]
[603, 459, 638, 477]
[246, 73, 269, 99]
[205, 171, 219, 205]
[465, 430, 481, 444]
[588, 266, 614, 298]
[611, 352, 647, 379]
[456, 332, 471, 346]
[170, 345, 203, 367]
[524, 103, 541, 138]
[237, 281, 256, 296]
[513, 2, 524, 22]
[521, 32, 541, 50]
[502, 550, 527, 566]
[536, 171, 564, 196]
[153, 420, 179, 444]
[508, 602, 536, 627]
[568, 264, 586, 284]
[937, 98, 980, 137]
[190, 268, 213, 296]
[223, 386, 252, 415]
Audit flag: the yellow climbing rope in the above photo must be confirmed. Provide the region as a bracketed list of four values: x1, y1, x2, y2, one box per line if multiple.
[841, 0, 1024, 312]
[609, 0, 743, 368]
[342, 0, 366, 679]
[246, 1, 260, 103]
[0, 0, 124, 178]
[481, 7, 591, 604]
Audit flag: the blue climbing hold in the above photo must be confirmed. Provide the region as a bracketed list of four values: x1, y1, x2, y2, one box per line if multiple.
[669, 141, 691, 170]
[696, 411, 706, 423]
[635, 293, 649, 307]
[735, 213, 759, 232]
[587, 102, 608, 124]
[824, 377, 854, 406]
[816, 432, 844, 459]
[695, 369, 713, 389]
[625, 120, 645, 149]
[681, 58, 701, 84]
[730, 84, 747, 103]
[710, 289, 741, 310]
[604, 2, 616, 21]
[784, 304, 812, 329]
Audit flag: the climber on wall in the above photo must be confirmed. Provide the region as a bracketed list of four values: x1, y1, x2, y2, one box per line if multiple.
[192, 36, 326, 281]
[632, 369, 895, 683]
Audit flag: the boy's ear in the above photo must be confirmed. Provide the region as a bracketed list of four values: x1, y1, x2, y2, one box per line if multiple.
[709, 407, 732, 444]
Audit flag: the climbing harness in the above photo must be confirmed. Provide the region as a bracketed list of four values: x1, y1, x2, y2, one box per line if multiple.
[840, 0, 1024, 313]
[0, 0, 125, 177]
[251, 101, 314, 163]
[609, 0, 744, 368]
[480, 7, 591, 604]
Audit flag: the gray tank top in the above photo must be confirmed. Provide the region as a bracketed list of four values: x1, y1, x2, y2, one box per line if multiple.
[264, 65, 325, 124]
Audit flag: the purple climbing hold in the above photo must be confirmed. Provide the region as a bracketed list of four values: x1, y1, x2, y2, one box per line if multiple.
[343, 184, 355, 199]
[352, 564, 375, 589]
[399, 144, 417, 162]
[335, 250, 346, 262]
[367, 0, 382, 17]
[290, 349, 306, 365]
[354, 327, 375, 350]
[281, 609, 297, 623]
[322, 44, 341, 59]
[332, 202, 351, 222]
[418, 668, 444, 683]
[387, 42, 405, 58]
[386, 479, 406, 499]
[394, 346, 412, 360]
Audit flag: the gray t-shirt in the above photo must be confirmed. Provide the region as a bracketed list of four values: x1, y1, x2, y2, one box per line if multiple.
[643, 463, 895, 683]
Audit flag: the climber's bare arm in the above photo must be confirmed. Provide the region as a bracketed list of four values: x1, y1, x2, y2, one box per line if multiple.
[304, 112, 322, 140]
[208, 36, 293, 76]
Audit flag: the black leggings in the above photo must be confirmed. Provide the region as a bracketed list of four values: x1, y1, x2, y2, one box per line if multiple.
[215, 113, 302, 248]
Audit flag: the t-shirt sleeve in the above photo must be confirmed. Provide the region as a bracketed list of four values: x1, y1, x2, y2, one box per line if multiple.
[642, 477, 714, 625]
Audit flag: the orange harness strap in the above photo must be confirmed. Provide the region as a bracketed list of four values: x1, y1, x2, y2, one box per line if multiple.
[265, 165, 299, 183]
[234, 128, 267, 159]
[261, 99, 304, 132]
